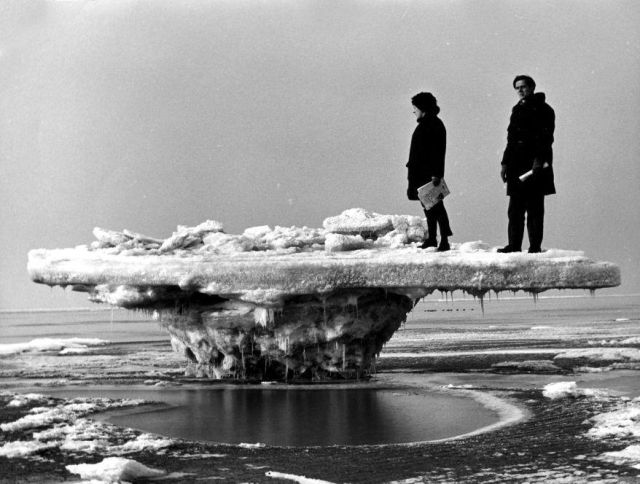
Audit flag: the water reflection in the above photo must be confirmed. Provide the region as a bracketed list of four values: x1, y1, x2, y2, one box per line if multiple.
[52, 387, 497, 446]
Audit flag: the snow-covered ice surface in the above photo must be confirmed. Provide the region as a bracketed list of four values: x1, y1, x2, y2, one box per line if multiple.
[28, 208, 620, 303]
[1, 295, 640, 482]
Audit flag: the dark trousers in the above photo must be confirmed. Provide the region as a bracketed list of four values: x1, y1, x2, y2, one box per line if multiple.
[507, 194, 545, 251]
[422, 201, 453, 241]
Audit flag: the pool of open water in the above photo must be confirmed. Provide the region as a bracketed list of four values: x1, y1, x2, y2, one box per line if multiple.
[40, 386, 499, 446]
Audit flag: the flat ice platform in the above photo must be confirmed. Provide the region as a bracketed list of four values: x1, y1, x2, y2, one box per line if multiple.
[28, 244, 620, 305]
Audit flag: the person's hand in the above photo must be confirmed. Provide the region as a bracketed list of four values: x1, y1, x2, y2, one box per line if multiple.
[532, 159, 544, 174]
[407, 187, 418, 200]
[500, 164, 507, 182]
[431, 177, 441, 187]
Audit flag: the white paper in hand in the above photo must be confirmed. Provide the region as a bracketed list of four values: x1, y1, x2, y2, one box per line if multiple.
[417, 179, 450, 210]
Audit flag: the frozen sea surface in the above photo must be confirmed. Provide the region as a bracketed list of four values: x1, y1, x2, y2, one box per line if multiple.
[0, 293, 639, 483]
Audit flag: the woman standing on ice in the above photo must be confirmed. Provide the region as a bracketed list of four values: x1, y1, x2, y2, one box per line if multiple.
[406, 92, 453, 251]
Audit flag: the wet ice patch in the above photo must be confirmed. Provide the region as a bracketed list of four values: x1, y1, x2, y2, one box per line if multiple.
[66, 456, 165, 482]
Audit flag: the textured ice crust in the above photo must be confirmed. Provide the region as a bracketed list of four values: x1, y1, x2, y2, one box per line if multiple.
[27, 208, 620, 381]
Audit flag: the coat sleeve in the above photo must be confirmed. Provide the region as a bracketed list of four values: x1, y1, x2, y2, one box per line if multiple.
[429, 121, 446, 178]
[536, 104, 555, 163]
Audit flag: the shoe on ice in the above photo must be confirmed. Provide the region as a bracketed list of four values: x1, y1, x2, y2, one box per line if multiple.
[497, 245, 521, 253]
[420, 239, 437, 249]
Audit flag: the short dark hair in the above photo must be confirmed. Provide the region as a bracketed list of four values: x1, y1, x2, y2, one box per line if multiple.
[513, 75, 536, 90]
[411, 92, 440, 115]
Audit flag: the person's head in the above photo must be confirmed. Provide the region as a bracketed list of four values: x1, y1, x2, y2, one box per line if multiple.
[512, 75, 536, 100]
[411, 92, 440, 119]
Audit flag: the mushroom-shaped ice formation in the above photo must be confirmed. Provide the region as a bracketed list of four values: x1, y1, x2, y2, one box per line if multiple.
[27, 209, 620, 381]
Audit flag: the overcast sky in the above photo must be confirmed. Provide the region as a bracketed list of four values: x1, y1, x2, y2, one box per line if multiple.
[1, 0, 638, 310]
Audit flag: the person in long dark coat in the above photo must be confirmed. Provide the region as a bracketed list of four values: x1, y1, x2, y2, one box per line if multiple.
[406, 92, 452, 251]
[498, 75, 556, 253]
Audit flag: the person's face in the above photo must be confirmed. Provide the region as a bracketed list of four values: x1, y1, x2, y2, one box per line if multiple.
[514, 80, 534, 100]
[412, 105, 425, 120]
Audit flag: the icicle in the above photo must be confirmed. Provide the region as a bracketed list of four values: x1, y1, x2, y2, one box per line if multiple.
[589, 289, 596, 297]
[479, 294, 485, 315]
[322, 298, 328, 326]
[342, 344, 346, 371]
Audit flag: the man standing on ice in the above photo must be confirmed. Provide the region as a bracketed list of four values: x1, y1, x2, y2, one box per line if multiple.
[406, 92, 453, 251]
[498, 75, 556, 254]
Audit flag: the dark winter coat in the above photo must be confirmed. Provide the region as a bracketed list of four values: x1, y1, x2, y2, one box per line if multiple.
[406, 114, 446, 200]
[501, 92, 556, 197]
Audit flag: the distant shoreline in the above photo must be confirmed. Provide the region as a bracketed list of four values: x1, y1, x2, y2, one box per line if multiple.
[1, 292, 638, 314]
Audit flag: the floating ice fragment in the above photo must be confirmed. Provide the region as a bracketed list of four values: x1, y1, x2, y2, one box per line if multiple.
[0, 337, 108, 356]
[542, 381, 607, 399]
[0, 440, 57, 458]
[66, 457, 165, 483]
[265, 470, 335, 483]
[7, 393, 49, 407]
[587, 402, 640, 439]
[598, 444, 640, 470]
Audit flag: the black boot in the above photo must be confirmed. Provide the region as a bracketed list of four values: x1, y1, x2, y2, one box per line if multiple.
[421, 238, 437, 249]
[437, 237, 450, 252]
[497, 245, 521, 253]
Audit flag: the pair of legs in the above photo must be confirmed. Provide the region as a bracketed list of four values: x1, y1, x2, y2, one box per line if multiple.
[501, 193, 545, 253]
[421, 200, 453, 251]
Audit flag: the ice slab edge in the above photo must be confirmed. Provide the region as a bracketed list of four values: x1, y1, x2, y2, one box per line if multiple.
[28, 248, 620, 304]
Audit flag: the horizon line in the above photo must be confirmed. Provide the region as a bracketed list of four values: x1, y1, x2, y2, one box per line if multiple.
[1, 292, 638, 314]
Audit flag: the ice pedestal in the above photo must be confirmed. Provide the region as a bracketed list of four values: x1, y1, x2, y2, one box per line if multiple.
[27, 209, 621, 381]
[161, 290, 412, 380]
